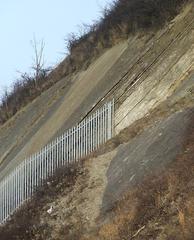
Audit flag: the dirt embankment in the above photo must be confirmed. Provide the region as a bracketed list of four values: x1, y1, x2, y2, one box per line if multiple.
[1, 2, 193, 182]
[0, 86, 194, 239]
[0, 2, 194, 240]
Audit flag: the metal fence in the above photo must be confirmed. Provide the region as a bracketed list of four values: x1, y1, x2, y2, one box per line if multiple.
[0, 100, 114, 225]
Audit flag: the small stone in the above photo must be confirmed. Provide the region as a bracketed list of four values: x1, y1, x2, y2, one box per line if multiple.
[47, 206, 54, 214]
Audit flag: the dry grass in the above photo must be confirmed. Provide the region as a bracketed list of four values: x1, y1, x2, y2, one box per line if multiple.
[95, 118, 194, 240]
[0, 0, 190, 126]
[0, 99, 193, 239]
[0, 163, 82, 240]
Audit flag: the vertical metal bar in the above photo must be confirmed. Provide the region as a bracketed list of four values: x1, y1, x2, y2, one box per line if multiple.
[90, 115, 92, 153]
[0, 183, 2, 222]
[39, 151, 42, 186]
[108, 103, 110, 140]
[7, 175, 9, 221]
[88, 117, 90, 154]
[102, 104, 106, 143]
[36, 152, 39, 187]
[59, 136, 62, 166]
[45, 145, 48, 178]
[9, 173, 12, 215]
[104, 103, 107, 142]
[0, 180, 4, 222]
[97, 109, 99, 147]
[44, 145, 47, 179]
[79, 123, 81, 159]
[67, 130, 69, 165]
[86, 118, 88, 156]
[41, 148, 44, 182]
[7, 175, 9, 219]
[111, 99, 115, 137]
[29, 156, 34, 197]
[55, 138, 59, 169]
[47, 144, 50, 178]
[61, 134, 64, 166]
[4, 177, 6, 222]
[19, 164, 22, 208]
[47, 145, 50, 176]
[92, 113, 95, 151]
[70, 128, 72, 163]
[80, 122, 83, 158]
[14, 167, 17, 211]
[72, 127, 74, 161]
[70, 129, 73, 163]
[26, 158, 29, 200]
[72, 128, 74, 162]
[21, 161, 24, 206]
[75, 126, 78, 161]
[69, 128, 72, 163]
[85, 118, 88, 156]
[23, 158, 26, 202]
[2, 179, 4, 223]
[76, 125, 78, 161]
[64, 132, 67, 165]
[58, 136, 61, 167]
[0, 182, 2, 222]
[75, 125, 80, 161]
[95, 110, 98, 149]
[92, 114, 94, 151]
[50, 143, 53, 176]
[99, 107, 102, 145]
[49, 143, 51, 175]
[82, 119, 86, 156]
[73, 127, 76, 162]
[32, 155, 35, 194]
[3, 179, 5, 222]
[19, 165, 22, 207]
[34, 153, 36, 191]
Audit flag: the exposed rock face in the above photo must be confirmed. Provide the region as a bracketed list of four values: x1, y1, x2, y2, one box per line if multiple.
[103, 108, 194, 213]
[0, 2, 194, 240]
[1, 3, 194, 180]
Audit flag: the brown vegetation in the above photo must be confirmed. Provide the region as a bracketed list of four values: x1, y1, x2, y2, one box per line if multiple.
[0, 164, 82, 240]
[96, 115, 194, 240]
[0, 0, 189, 125]
[0, 99, 193, 239]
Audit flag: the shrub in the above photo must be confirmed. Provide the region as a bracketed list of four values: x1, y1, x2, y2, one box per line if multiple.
[0, 0, 189, 125]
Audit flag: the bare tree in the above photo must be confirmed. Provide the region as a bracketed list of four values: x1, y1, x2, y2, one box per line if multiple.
[2, 86, 9, 110]
[31, 35, 45, 88]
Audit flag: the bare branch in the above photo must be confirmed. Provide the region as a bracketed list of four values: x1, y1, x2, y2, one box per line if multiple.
[31, 35, 45, 87]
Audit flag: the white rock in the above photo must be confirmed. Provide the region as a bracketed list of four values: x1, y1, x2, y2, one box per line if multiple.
[47, 206, 53, 214]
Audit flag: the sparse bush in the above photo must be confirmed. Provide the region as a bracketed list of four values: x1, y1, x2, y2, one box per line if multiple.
[64, 0, 189, 72]
[0, 38, 52, 125]
[96, 118, 194, 240]
[0, 0, 189, 125]
[0, 163, 81, 240]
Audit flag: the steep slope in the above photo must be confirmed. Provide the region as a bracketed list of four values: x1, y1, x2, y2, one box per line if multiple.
[0, 42, 127, 179]
[0, 3, 193, 180]
[1, 84, 193, 240]
[0, 2, 194, 240]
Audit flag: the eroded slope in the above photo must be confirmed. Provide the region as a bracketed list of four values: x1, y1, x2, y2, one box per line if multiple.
[0, 2, 194, 240]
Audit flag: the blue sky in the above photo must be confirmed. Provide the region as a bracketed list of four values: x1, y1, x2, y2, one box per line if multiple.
[0, 0, 113, 95]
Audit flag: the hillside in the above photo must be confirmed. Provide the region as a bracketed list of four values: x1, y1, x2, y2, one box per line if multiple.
[0, 0, 194, 239]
